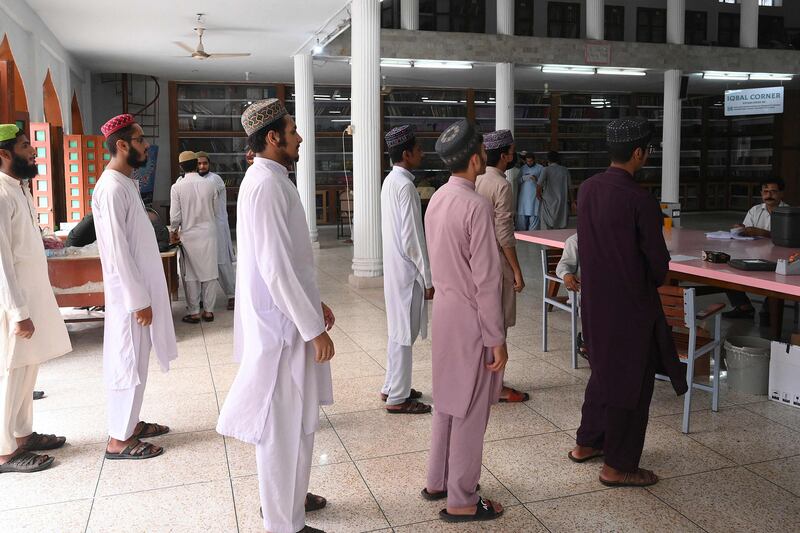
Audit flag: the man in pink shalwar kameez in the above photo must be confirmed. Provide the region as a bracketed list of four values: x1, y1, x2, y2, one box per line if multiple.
[422, 120, 508, 524]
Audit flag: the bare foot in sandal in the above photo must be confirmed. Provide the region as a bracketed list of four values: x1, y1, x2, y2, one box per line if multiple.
[568, 445, 603, 463]
[0, 450, 55, 473]
[386, 399, 431, 414]
[599, 464, 659, 487]
[106, 431, 164, 460]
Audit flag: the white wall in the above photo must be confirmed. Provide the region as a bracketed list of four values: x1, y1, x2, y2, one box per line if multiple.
[0, 0, 90, 132]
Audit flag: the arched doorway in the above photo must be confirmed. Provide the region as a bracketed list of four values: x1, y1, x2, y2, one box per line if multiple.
[71, 92, 84, 134]
[0, 34, 29, 127]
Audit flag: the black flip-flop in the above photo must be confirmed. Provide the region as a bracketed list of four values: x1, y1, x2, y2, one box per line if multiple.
[439, 497, 503, 523]
[568, 450, 604, 463]
[182, 315, 200, 324]
[33, 390, 45, 400]
[202, 313, 214, 322]
[421, 483, 481, 501]
[105, 441, 164, 461]
[20, 432, 66, 452]
[386, 399, 431, 414]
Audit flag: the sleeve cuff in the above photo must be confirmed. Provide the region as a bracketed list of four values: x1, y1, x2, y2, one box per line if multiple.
[8, 305, 30, 323]
[299, 322, 326, 343]
[482, 333, 506, 348]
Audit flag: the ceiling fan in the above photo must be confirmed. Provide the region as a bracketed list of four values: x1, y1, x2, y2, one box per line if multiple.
[174, 16, 251, 60]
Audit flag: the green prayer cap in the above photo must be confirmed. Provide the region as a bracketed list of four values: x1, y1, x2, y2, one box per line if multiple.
[0, 124, 20, 143]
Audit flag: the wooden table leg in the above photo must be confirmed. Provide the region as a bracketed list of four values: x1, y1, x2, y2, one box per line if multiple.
[768, 298, 785, 340]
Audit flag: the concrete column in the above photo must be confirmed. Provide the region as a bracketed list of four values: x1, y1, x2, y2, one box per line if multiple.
[400, 0, 419, 31]
[740, 0, 759, 48]
[497, 0, 514, 35]
[496, 63, 514, 134]
[350, 0, 383, 285]
[293, 53, 318, 244]
[667, 0, 685, 45]
[586, 0, 604, 40]
[661, 69, 682, 204]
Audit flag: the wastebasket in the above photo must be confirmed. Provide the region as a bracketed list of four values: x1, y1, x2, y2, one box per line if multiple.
[723, 336, 771, 395]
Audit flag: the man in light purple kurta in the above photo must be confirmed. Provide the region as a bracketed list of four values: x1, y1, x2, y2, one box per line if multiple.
[423, 120, 508, 524]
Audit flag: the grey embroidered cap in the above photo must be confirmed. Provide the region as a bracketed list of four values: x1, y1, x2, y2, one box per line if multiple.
[385, 125, 416, 149]
[606, 117, 652, 144]
[483, 129, 514, 150]
[435, 120, 482, 166]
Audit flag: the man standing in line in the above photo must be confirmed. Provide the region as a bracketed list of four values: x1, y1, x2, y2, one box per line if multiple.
[476, 129, 528, 403]
[538, 151, 573, 230]
[380, 125, 433, 415]
[217, 99, 335, 533]
[569, 117, 687, 487]
[93, 114, 177, 460]
[0, 124, 72, 473]
[196, 151, 236, 311]
[516, 152, 543, 230]
[423, 120, 507, 523]
[170, 151, 219, 324]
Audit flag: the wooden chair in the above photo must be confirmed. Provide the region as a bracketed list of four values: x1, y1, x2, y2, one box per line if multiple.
[657, 286, 725, 434]
[336, 189, 353, 240]
[540, 248, 579, 369]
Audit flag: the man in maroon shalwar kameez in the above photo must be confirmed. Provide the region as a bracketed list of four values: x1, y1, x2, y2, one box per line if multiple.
[423, 120, 508, 523]
[569, 117, 688, 487]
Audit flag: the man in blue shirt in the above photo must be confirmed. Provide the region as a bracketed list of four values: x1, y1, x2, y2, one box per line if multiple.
[516, 153, 544, 230]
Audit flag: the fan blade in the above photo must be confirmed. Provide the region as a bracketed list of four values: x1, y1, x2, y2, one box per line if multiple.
[206, 53, 252, 59]
[174, 41, 196, 54]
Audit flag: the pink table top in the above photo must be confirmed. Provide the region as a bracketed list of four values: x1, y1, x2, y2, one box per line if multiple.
[516, 228, 800, 299]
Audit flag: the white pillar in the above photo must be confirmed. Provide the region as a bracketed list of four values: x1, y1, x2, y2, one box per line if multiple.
[496, 63, 514, 134]
[400, 0, 419, 31]
[350, 0, 383, 285]
[497, 0, 514, 35]
[586, 0, 604, 40]
[661, 69, 682, 204]
[667, 0, 685, 45]
[740, 0, 759, 48]
[293, 53, 318, 244]
[496, 0, 514, 134]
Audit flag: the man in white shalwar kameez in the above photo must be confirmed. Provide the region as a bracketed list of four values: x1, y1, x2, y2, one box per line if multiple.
[196, 151, 236, 311]
[93, 114, 178, 460]
[217, 99, 335, 533]
[0, 124, 72, 473]
[380, 125, 433, 414]
[170, 151, 219, 323]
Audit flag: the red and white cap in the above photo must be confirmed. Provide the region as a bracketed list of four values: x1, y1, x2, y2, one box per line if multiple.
[101, 113, 136, 139]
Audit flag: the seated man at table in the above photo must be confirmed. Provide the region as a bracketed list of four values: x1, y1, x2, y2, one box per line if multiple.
[724, 177, 789, 321]
[66, 211, 172, 252]
[556, 234, 587, 360]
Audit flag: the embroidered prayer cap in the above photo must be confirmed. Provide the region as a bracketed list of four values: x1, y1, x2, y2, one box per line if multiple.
[101, 114, 136, 139]
[385, 125, 416, 149]
[194, 151, 209, 159]
[241, 98, 288, 136]
[435, 120, 483, 167]
[178, 151, 198, 163]
[606, 117, 652, 144]
[0, 124, 20, 142]
[484, 129, 514, 150]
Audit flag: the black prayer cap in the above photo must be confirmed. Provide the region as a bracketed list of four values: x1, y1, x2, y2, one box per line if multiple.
[435, 119, 483, 167]
[606, 117, 652, 144]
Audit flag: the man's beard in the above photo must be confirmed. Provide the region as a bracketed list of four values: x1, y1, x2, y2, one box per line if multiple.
[11, 155, 38, 180]
[127, 149, 148, 169]
[198, 170, 209, 176]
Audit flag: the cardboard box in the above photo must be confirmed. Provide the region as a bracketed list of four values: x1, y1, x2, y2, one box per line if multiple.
[769, 341, 800, 409]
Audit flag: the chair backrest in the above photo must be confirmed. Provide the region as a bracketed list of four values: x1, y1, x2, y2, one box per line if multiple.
[540, 247, 564, 277]
[339, 190, 354, 214]
[658, 285, 695, 329]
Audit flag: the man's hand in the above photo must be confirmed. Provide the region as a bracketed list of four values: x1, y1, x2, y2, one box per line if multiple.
[312, 331, 335, 363]
[321, 302, 335, 331]
[169, 231, 180, 244]
[563, 273, 581, 292]
[134, 307, 153, 327]
[424, 287, 435, 300]
[13, 319, 35, 339]
[486, 343, 508, 372]
[513, 271, 525, 293]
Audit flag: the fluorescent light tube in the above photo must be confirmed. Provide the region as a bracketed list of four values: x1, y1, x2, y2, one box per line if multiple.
[597, 68, 646, 76]
[414, 60, 473, 70]
[542, 65, 595, 75]
[703, 71, 748, 80]
[749, 73, 793, 81]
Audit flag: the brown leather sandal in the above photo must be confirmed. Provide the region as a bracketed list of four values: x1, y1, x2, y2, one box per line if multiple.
[381, 388, 422, 402]
[599, 468, 659, 487]
[386, 399, 432, 414]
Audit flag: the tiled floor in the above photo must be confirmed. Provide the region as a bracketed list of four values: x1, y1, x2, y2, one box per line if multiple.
[4, 219, 800, 532]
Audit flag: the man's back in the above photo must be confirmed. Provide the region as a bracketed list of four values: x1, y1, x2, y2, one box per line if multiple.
[172, 173, 216, 234]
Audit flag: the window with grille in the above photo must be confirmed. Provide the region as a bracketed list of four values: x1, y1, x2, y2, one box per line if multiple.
[515, 0, 535, 36]
[605, 6, 625, 41]
[685, 11, 707, 45]
[637, 8, 667, 43]
[548, 2, 581, 39]
[420, 0, 486, 33]
[718, 13, 740, 46]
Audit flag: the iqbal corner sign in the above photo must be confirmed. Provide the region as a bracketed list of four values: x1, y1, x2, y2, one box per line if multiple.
[724, 86, 784, 116]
